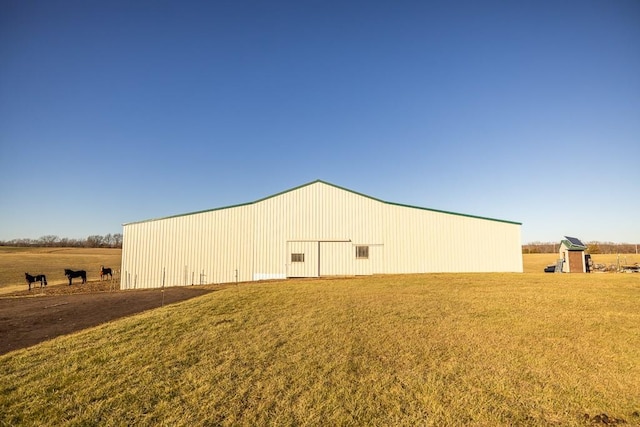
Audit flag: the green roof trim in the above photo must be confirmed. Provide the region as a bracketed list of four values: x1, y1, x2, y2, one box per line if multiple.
[123, 179, 522, 226]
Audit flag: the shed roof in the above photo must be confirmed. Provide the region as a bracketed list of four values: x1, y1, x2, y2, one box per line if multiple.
[561, 236, 587, 251]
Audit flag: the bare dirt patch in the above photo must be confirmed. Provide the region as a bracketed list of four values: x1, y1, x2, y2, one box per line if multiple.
[0, 281, 215, 355]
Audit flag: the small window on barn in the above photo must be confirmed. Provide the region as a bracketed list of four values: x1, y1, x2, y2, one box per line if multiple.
[356, 246, 369, 259]
[291, 253, 305, 263]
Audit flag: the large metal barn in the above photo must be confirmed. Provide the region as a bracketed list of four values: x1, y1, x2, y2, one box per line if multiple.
[121, 180, 522, 289]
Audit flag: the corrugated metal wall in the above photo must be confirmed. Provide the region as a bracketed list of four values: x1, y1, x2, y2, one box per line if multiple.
[319, 242, 354, 276]
[121, 181, 522, 289]
[121, 204, 253, 289]
[383, 204, 522, 273]
[252, 183, 385, 278]
[287, 241, 318, 277]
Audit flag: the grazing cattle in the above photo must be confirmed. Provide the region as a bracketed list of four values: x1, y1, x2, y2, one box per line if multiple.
[25, 273, 47, 291]
[100, 266, 113, 280]
[64, 269, 87, 285]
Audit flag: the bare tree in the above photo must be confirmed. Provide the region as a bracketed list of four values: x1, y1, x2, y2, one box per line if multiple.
[86, 235, 104, 248]
[0, 234, 123, 248]
[523, 241, 638, 254]
[39, 235, 60, 247]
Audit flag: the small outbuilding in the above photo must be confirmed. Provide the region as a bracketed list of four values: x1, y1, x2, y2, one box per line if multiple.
[559, 236, 590, 273]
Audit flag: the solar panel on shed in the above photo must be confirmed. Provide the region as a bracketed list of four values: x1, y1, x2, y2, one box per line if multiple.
[564, 236, 585, 246]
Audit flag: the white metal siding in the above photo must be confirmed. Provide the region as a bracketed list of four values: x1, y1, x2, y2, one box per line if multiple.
[382, 203, 522, 273]
[252, 183, 385, 278]
[121, 204, 253, 289]
[287, 241, 318, 277]
[320, 242, 354, 276]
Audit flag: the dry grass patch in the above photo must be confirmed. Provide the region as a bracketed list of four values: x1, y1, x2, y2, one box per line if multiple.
[0, 247, 121, 293]
[2, 273, 640, 426]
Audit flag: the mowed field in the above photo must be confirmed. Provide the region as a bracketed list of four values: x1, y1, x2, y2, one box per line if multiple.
[1, 249, 640, 426]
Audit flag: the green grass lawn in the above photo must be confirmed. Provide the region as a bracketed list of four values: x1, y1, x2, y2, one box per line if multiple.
[2, 273, 639, 426]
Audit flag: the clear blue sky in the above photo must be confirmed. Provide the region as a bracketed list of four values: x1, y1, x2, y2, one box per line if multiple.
[1, 0, 638, 244]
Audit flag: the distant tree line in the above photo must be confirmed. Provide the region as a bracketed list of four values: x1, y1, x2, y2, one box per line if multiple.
[523, 242, 639, 254]
[0, 234, 123, 248]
